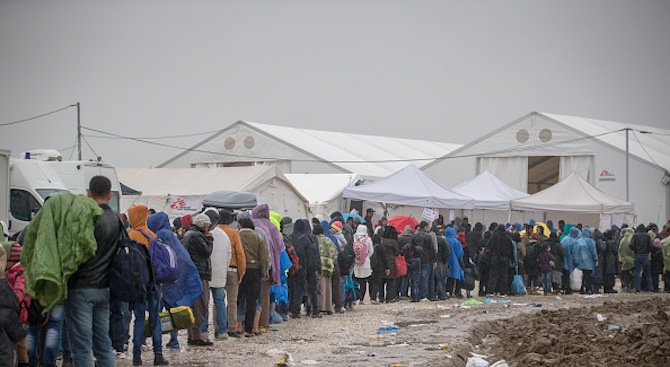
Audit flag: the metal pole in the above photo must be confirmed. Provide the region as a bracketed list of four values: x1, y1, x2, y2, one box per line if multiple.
[625, 128, 629, 201]
[77, 102, 81, 160]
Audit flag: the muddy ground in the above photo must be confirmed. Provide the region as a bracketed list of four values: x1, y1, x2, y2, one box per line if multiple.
[116, 292, 670, 367]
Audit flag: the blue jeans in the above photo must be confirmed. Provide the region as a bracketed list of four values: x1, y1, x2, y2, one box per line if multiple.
[434, 262, 447, 300]
[132, 290, 162, 359]
[27, 303, 65, 367]
[543, 271, 553, 294]
[634, 255, 653, 292]
[203, 287, 227, 335]
[65, 288, 115, 367]
[419, 263, 432, 300]
[109, 299, 130, 352]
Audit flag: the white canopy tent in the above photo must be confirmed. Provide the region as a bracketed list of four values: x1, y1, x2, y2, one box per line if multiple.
[284, 173, 360, 219]
[342, 165, 474, 209]
[118, 165, 308, 219]
[511, 172, 635, 229]
[453, 170, 529, 210]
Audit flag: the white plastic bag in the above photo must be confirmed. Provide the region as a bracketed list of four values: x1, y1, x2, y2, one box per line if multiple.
[570, 268, 583, 291]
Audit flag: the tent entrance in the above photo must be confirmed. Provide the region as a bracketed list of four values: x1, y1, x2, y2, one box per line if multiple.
[528, 156, 559, 194]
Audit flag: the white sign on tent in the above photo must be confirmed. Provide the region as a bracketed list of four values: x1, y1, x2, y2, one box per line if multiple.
[167, 195, 203, 219]
[422, 208, 439, 222]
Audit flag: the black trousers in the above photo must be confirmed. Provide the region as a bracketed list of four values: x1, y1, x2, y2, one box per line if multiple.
[288, 273, 305, 316]
[561, 268, 572, 294]
[580, 269, 593, 293]
[306, 271, 319, 316]
[380, 278, 397, 302]
[446, 277, 462, 297]
[487, 260, 509, 295]
[603, 273, 616, 291]
[332, 266, 342, 308]
[355, 276, 371, 301]
[369, 271, 383, 302]
[238, 268, 261, 333]
[478, 264, 489, 295]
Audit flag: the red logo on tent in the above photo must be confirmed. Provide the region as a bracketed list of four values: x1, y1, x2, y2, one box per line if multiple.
[600, 169, 610, 176]
[170, 198, 187, 209]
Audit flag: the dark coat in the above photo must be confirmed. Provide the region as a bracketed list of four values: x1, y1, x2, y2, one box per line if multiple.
[629, 225, 652, 255]
[603, 239, 619, 275]
[0, 279, 27, 365]
[183, 228, 214, 281]
[382, 238, 399, 279]
[651, 245, 664, 275]
[537, 250, 556, 274]
[413, 230, 435, 264]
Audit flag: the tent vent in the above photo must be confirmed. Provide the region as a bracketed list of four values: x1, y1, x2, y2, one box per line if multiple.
[516, 129, 529, 143]
[224, 137, 236, 150]
[539, 129, 553, 142]
[244, 136, 256, 149]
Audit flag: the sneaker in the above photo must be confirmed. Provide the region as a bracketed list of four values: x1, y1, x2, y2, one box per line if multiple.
[165, 343, 180, 350]
[259, 326, 269, 334]
[359, 300, 365, 305]
[115, 351, 126, 359]
[153, 355, 169, 366]
[215, 333, 228, 340]
[188, 339, 214, 346]
[228, 331, 242, 338]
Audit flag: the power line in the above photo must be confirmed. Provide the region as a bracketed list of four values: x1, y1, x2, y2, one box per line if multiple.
[83, 129, 224, 140]
[81, 135, 99, 158]
[82, 125, 623, 164]
[0, 104, 76, 127]
[631, 130, 660, 168]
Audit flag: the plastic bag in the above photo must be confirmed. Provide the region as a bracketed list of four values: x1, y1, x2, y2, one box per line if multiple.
[510, 274, 526, 295]
[570, 268, 583, 291]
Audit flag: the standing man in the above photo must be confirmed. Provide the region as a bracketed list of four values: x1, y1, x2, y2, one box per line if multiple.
[629, 224, 653, 293]
[183, 214, 214, 346]
[203, 209, 231, 340]
[65, 176, 120, 367]
[364, 208, 376, 238]
[413, 221, 435, 300]
[218, 209, 246, 338]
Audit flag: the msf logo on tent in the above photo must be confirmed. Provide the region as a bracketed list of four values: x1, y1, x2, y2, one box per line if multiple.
[170, 198, 187, 209]
[599, 169, 615, 181]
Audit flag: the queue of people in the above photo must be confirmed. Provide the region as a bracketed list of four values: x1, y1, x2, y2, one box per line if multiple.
[2, 177, 669, 367]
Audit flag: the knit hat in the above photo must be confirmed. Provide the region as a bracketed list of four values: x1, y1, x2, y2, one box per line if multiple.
[192, 213, 211, 229]
[180, 214, 193, 230]
[9, 243, 22, 262]
[331, 221, 343, 232]
[218, 209, 233, 225]
[203, 208, 220, 225]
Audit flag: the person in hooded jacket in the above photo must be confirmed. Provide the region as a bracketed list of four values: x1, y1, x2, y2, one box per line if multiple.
[1, 256, 27, 367]
[147, 211, 203, 350]
[320, 220, 343, 313]
[446, 227, 466, 298]
[352, 224, 374, 305]
[602, 230, 619, 293]
[661, 235, 670, 293]
[560, 225, 579, 294]
[435, 228, 451, 300]
[629, 224, 653, 292]
[315, 225, 337, 314]
[332, 221, 354, 310]
[591, 229, 607, 293]
[236, 218, 269, 336]
[572, 227, 598, 294]
[183, 213, 214, 347]
[397, 226, 413, 298]
[413, 222, 435, 300]
[292, 219, 321, 318]
[380, 226, 400, 303]
[618, 227, 635, 291]
[486, 225, 513, 297]
[547, 232, 564, 293]
[650, 237, 664, 292]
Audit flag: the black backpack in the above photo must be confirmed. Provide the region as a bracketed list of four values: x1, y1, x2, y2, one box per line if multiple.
[110, 229, 152, 304]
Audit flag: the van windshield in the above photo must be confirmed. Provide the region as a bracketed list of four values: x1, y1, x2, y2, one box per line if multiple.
[36, 189, 68, 201]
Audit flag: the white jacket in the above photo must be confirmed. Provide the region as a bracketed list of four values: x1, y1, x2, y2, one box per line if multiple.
[210, 226, 232, 288]
[353, 227, 374, 279]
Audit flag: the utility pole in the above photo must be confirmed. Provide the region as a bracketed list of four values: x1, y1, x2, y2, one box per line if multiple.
[77, 102, 81, 160]
[625, 127, 629, 201]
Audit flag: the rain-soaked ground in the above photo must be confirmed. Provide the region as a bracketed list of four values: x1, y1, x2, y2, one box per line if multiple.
[117, 291, 669, 367]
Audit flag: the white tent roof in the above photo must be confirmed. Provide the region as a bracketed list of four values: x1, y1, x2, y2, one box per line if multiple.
[343, 164, 474, 209]
[541, 113, 670, 172]
[245, 122, 461, 177]
[452, 170, 529, 210]
[511, 172, 634, 214]
[117, 165, 304, 199]
[284, 173, 359, 204]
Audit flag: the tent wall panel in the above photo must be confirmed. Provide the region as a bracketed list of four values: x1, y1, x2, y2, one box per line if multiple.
[477, 157, 529, 193]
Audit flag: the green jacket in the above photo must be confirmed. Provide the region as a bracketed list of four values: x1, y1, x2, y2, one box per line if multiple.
[318, 234, 337, 276]
[21, 193, 102, 311]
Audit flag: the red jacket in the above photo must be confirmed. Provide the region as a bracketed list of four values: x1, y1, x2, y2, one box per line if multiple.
[6, 262, 29, 323]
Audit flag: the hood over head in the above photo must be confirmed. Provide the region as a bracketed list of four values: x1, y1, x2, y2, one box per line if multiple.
[355, 224, 368, 237]
[382, 225, 398, 240]
[293, 219, 311, 237]
[218, 209, 233, 225]
[203, 208, 220, 225]
[252, 204, 270, 220]
[569, 227, 581, 238]
[148, 212, 171, 233]
[581, 227, 592, 238]
[445, 227, 457, 238]
[636, 224, 647, 233]
[592, 229, 603, 240]
[128, 205, 150, 230]
[403, 226, 413, 236]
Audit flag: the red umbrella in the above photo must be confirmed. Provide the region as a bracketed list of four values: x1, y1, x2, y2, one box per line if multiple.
[388, 215, 419, 234]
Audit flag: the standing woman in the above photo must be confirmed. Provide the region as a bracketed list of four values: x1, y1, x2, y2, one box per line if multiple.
[618, 228, 635, 292]
[353, 225, 374, 304]
[380, 226, 400, 303]
[237, 218, 269, 337]
[602, 230, 619, 293]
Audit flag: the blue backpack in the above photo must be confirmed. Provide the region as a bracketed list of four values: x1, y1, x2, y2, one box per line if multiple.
[110, 229, 151, 303]
[139, 229, 179, 284]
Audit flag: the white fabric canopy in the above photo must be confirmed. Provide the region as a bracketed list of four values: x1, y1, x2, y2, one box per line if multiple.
[511, 172, 634, 214]
[342, 165, 474, 209]
[452, 170, 529, 210]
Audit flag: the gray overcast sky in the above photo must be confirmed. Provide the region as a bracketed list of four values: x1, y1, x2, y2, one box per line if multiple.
[1, 0, 669, 167]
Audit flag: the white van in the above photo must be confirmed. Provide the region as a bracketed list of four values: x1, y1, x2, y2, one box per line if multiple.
[47, 160, 122, 213]
[8, 158, 69, 235]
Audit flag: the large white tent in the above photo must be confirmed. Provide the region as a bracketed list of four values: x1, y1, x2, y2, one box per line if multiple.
[118, 165, 308, 219]
[342, 165, 474, 209]
[284, 173, 360, 218]
[452, 170, 529, 210]
[511, 172, 635, 228]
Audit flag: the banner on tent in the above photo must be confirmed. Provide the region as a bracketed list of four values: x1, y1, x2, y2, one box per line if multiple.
[422, 208, 440, 222]
[167, 195, 204, 218]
